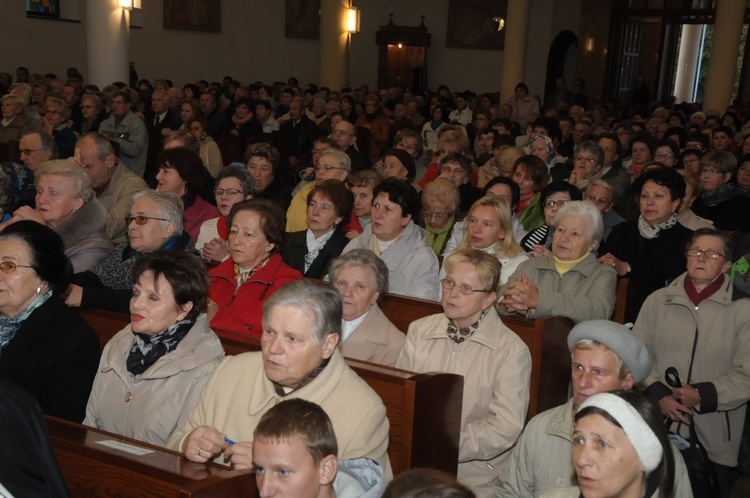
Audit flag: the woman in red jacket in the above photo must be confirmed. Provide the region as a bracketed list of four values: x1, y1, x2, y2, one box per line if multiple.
[207, 199, 302, 338]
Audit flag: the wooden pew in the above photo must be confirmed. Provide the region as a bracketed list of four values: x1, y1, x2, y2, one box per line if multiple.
[375, 293, 574, 418]
[47, 416, 257, 497]
[79, 307, 462, 477]
[0, 140, 21, 163]
[611, 278, 650, 325]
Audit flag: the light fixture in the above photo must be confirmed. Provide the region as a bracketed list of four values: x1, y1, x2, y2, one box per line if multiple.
[397, 43, 403, 49]
[346, 6, 360, 34]
[493, 17, 505, 31]
[119, 0, 133, 10]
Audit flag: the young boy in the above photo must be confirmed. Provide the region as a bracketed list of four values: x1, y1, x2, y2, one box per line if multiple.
[252, 399, 385, 498]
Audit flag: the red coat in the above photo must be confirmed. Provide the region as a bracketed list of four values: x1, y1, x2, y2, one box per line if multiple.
[208, 253, 302, 338]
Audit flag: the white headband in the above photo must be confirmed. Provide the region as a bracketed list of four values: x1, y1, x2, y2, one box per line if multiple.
[578, 393, 663, 473]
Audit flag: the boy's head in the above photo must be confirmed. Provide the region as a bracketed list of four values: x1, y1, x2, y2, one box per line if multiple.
[252, 399, 338, 498]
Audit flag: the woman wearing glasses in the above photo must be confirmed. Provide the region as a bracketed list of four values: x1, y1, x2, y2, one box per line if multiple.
[65, 190, 195, 314]
[690, 150, 750, 233]
[72, 94, 105, 136]
[195, 168, 254, 263]
[0, 221, 99, 422]
[499, 201, 616, 323]
[633, 229, 750, 498]
[186, 117, 223, 178]
[520, 180, 582, 256]
[397, 248, 531, 497]
[420, 178, 460, 257]
[42, 96, 76, 159]
[245, 142, 292, 210]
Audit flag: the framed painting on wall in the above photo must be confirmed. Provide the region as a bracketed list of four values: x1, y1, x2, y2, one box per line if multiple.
[164, 0, 221, 32]
[26, 0, 61, 19]
[446, 0, 507, 50]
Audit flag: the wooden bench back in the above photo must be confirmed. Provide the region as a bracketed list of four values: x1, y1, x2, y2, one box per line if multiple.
[0, 140, 20, 163]
[79, 308, 461, 477]
[47, 416, 257, 497]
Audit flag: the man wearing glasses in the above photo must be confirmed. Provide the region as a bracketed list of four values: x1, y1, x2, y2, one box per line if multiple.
[332, 121, 369, 172]
[18, 130, 55, 172]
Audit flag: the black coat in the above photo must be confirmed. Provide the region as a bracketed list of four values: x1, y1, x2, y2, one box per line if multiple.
[691, 194, 750, 233]
[282, 228, 349, 279]
[280, 114, 319, 160]
[600, 220, 693, 293]
[0, 295, 100, 422]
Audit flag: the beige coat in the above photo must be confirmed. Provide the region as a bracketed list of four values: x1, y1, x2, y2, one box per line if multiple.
[339, 304, 405, 367]
[397, 310, 531, 498]
[97, 160, 148, 244]
[167, 349, 392, 476]
[84, 314, 225, 447]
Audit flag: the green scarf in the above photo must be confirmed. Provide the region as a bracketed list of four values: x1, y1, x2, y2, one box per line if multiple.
[425, 216, 455, 256]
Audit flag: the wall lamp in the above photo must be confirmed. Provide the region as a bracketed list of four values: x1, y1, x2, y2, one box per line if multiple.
[119, 0, 141, 10]
[347, 6, 360, 34]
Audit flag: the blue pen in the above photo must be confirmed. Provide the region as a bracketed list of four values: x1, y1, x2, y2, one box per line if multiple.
[224, 436, 236, 445]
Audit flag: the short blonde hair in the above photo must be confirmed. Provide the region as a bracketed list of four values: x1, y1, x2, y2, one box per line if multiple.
[36, 159, 93, 202]
[443, 247, 502, 293]
[1, 94, 24, 113]
[45, 96, 70, 119]
[422, 178, 460, 214]
[458, 195, 524, 258]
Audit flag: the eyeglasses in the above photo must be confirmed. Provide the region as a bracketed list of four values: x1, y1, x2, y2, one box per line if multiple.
[574, 155, 598, 164]
[586, 195, 609, 207]
[654, 153, 675, 160]
[700, 167, 721, 175]
[686, 249, 725, 260]
[543, 200, 569, 209]
[315, 166, 346, 174]
[0, 262, 34, 274]
[441, 278, 491, 295]
[441, 166, 466, 176]
[80, 105, 96, 109]
[422, 209, 450, 221]
[214, 188, 243, 197]
[332, 129, 355, 137]
[19, 148, 43, 156]
[125, 215, 169, 225]
[44, 109, 62, 115]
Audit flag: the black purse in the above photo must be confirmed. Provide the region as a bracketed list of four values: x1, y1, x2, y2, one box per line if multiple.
[665, 366, 719, 498]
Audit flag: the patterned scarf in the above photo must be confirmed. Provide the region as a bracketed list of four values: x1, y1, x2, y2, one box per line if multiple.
[447, 309, 489, 344]
[700, 182, 745, 206]
[126, 319, 193, 376]
[0, 290, 53, 350]
[637, 213, 677, 239]
[272, 357, 330, 396]
[235, 257, 269, 286]
[305, 228, 336, 274]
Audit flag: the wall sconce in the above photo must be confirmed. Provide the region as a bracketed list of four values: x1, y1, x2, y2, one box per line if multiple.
[586, 37, 595, 53]
[347, 6, 360, 34]
[119, 0, 141, 10]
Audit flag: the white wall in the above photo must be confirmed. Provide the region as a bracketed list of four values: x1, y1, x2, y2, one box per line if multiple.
[1, 0, 583, 96]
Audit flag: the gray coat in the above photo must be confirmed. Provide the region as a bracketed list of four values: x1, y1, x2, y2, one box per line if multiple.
[50, 198, 113, 273]
[98, 110, 149, 177]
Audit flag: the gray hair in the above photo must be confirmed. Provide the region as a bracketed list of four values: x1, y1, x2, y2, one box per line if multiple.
[328, 249, 389, 299]
[263, 280, 343, 345]
[132, 190, 184, 235]
[319, 148, 351, 173]
[553, 200, 604, 245]
[80, 94, 102, 113]
[78, 132, 115, 162]
[36, 159, 94, 202]
[22, 131, 58, 160]
[216, 167, 256, 197]
[574, 141, 604, 166]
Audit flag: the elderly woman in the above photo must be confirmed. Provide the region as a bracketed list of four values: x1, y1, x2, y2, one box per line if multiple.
[443, 196, 528, 289]
[382, 148, 417, 185]
[3, 159, 113, 273]
[0, 94, 31, 143]
[343, 178, 439, 301]
[245, 142, 292, 209]
[329, 249, 405, 366]
[521, 180, 583, 256]
[155, 146, 218, 241]
[168, 280, 391, 475]
[73, 94, 105, 136]
[346, 169, 382, 239]
[42, 96, 76, 159]
[623, 133, 655, 180]
[398, 248, 531, 496]
[84, 251, 224, 447]
[634, 229, 750, 497]
[420, 178, 460, 256]
[690, 150, 750, 233]
[478, 143, 523, 188]
[208, 199, 302, 337]
[676, 169, 714, 231]
[437, 153, 482, 212]
[196, 167, 254, 263]
[529, 136, 565, 174]
[512, 155, 549, 232]
[540, 391, 675, 498]
[500, 201, 617, 323]
[584, 179, 625, 242]
[600, 168, 694, 292]
[66, 190, 195, 313]
[0, 221, 99, 422]
[566, 141, 605, 191]
[187, 118, 223, 177]
[282, 180, 353, 279]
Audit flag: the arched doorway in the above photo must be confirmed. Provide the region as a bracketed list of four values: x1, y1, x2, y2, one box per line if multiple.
[544, 30, 579, 107]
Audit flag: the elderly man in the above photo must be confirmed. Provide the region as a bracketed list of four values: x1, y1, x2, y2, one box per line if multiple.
[286, 146, 349, 232]
[493, 320, 692, 498]
[147, 90, 181, 136]
[74, 133, 148, 243]
[332, 120, 368, 172]
[167, 280, 391, 477]
[98, 91, 148, 177]
[280, 97, 318, 168]
[165, 87, 184, 120]
[18, 131, 56, 172]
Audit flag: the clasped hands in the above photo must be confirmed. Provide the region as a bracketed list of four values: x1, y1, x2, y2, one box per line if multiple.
[658, 385, 701, 425]
[497, 273, 539, 315]
[183, 426, 253, 470]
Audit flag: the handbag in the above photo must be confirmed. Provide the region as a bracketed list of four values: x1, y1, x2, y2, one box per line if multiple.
[665, 366, 719, 498]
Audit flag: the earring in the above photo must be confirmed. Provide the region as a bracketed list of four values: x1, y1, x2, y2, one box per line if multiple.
[36, 285, 43, 295]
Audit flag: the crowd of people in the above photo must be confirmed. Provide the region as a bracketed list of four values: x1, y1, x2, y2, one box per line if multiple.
[0, 65, 749, 497]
